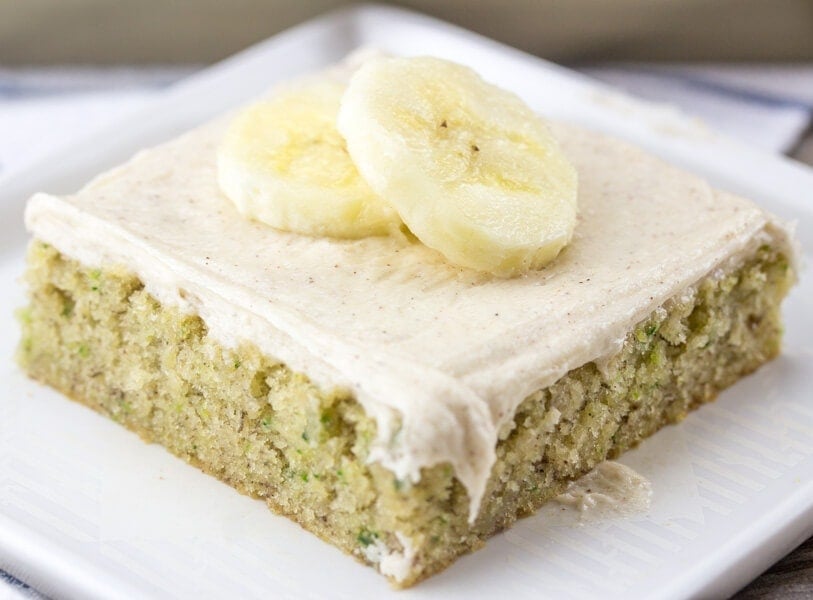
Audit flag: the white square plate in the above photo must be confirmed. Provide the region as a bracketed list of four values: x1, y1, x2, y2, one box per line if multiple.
[1, 5, 812, 599]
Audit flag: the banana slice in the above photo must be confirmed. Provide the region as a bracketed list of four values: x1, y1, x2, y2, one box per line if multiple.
[337, 57, 578, 276]
[217, 78, 399, 238]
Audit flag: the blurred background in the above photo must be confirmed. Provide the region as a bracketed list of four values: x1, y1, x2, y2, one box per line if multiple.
[1, 0, 812, 176]
[3, 0, 813, 63]
[1, 1, 812, 598]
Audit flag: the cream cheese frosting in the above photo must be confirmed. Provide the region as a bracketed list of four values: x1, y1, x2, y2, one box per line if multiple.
[552, 461, 652, 522]
[24, 118, 795, 522]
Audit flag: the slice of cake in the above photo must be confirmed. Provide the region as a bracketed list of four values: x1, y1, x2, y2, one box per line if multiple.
[18, 60, 796, 587]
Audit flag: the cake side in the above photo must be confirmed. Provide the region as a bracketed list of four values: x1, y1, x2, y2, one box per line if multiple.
[18, 240, 794, 586]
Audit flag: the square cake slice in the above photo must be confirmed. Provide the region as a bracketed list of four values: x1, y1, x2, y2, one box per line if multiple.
[19, 116, 796, 586]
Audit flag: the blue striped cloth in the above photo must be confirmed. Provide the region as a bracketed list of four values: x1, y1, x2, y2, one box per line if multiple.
[0, 569, 47, 599]
[1, 63, 811, 598]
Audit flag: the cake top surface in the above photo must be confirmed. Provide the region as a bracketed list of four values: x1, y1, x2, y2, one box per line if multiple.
[25, 117, 789, 519]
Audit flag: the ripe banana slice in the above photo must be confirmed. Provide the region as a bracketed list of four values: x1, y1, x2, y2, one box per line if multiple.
[217, 78, 399, 238]
[337, 57, 578, 276]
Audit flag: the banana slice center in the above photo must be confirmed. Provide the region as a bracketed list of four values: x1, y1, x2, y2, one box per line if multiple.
[252, 103, 360, 191]
[391, 82, 544, 194]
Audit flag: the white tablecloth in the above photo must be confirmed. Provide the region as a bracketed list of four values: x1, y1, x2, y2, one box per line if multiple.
[1, 63, 812, 600]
